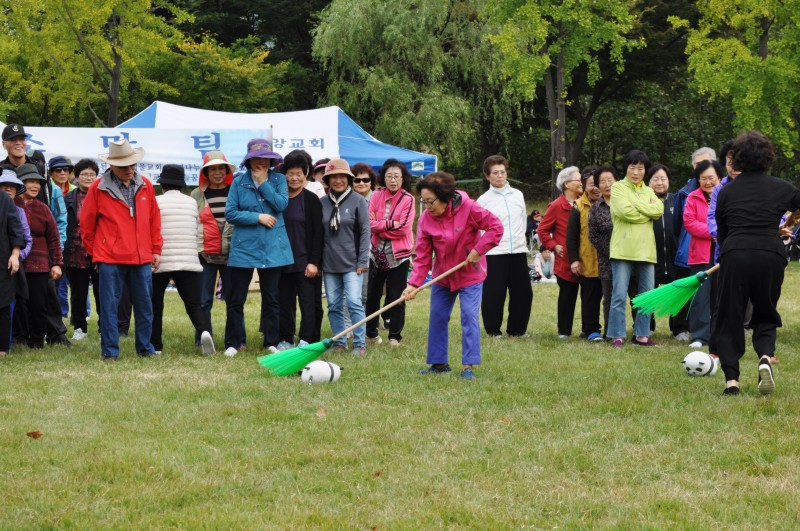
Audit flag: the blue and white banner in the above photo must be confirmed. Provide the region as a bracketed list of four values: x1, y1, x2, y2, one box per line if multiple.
[1, 126, 268, 185]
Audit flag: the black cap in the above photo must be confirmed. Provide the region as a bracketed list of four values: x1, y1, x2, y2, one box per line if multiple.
[2, 124, 26, 141]
[157, 164, 186, 188]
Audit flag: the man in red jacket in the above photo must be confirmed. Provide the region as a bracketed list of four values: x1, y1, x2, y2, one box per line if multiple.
[80, 139, 163, 361]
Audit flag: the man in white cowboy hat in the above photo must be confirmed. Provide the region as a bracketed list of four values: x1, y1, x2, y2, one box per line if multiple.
[80, 138, 163, 361]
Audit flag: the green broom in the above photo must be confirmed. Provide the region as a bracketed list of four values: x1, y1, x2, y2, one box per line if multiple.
[631, 263, 719, 317]
[258, 260, 470, 376]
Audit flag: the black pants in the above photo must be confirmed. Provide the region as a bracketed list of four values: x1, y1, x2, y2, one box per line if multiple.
[227, 267, 281, 349]
[313, 275, 324, 342]
[151, 271, 210, 351]
[579, 277, 602, 336]
[716, 250, 785, 382]
[481, 254, 533, 336]
[366, 260, 410, 341]
[44, 278, 67, 341]
[669, 266, 691, 336]
[0, 305, 10, 352]
[67, 267, 100, 333]
[556, 276, 580, 336]
[26, 273, 52, 346]
[279, 270, 319, 344]
[600, 278, 612, 337]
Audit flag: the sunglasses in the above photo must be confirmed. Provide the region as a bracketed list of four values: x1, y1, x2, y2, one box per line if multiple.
[353, 178, 371, 184]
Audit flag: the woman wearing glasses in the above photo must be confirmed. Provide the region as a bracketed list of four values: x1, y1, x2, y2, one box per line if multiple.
[537, 166, 584, 339]
[683, 159, 723, 349]
[402, 172, 502, 380]
[365, 159, 415, 346]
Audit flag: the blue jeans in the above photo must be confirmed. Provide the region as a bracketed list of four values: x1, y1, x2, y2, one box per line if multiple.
[427, 282, 482, 366]
[98, 263, 155, 357]
[324, 271, 366, 348]
[608, 259, 654, 339]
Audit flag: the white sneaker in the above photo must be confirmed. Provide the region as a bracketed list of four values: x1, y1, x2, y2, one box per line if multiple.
[366, 336, 382, 345]
[224, 347, 238, 357]
[72, 329, 87, 341]
[200, 331, 215, 355]
[266, 346, 279, 354]
[689, 340, 705, 348]
[674, 331, 691, 342]
[389, 339, 400, 347]
[276, 341, 294, 351]
[298, 340, 309, 347]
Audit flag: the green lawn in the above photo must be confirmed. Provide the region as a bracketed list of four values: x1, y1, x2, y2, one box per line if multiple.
[2, 263, 800, 528]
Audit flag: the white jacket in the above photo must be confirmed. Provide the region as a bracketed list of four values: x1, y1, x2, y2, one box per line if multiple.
[477, 184, 528, 255]
[156, 190, 203, 273]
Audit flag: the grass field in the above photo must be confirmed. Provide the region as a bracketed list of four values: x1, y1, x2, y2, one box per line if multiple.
[2, 263, 800, 528]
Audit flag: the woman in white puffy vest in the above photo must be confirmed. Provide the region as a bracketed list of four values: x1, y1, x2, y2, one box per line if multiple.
[151, 164, 214, 355]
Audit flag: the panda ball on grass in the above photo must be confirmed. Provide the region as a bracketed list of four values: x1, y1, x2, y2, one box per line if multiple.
[301, 360, 342, 384]
[682, 351, 718, 377]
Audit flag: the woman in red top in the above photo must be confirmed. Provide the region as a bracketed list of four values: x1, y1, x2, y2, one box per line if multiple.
[537, 166, 583, 338]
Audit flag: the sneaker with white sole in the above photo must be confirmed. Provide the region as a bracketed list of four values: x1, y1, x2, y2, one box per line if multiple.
[674, 331, 691, 342]
[689, 340, 706, 348]
[72, 329, 87, 341]
[758, 358, 775, 396]
[388, 339, 400, 347]
[200, 331, 216, 355]
[298, 340, 309, 347]
[366, 336, 382, 345]
[266, 346, 279, 354]
[276, 341, 294, 351]
[224, 347, 238, 357]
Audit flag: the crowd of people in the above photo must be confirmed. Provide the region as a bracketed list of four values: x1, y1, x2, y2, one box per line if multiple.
[1, 123, 798, 392]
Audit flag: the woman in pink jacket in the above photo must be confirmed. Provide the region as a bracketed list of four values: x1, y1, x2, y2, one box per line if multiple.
[683, 159, 723, 349]
[365, 159, 415, 346]
[402, 172, 503, 380]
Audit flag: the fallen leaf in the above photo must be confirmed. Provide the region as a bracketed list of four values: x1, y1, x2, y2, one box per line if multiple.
[316, 407, 327, 418]
[26, 431, 43, 439]
[373, 469, 383, 477]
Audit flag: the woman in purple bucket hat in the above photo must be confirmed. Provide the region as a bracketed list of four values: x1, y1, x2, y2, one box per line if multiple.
[223, 138, 293, 357]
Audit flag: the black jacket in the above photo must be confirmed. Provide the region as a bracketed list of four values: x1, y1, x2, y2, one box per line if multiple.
[653, 193, 676, 284]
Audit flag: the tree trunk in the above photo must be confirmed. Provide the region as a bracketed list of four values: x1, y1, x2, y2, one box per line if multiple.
[107, 49, 122, 127]
[544, 47, 567, 196]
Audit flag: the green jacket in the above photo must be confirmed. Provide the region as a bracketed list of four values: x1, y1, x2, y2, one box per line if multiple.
[609, 178, 663, 263]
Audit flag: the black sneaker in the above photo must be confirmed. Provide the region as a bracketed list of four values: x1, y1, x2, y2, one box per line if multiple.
[418, 364, 452, 374]
[722, 386, 740, 396]
[758, 358, 775, 396]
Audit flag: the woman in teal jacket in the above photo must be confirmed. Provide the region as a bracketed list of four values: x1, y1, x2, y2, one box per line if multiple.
[608, 150, 663, 347]
[223, 138, 293, 357]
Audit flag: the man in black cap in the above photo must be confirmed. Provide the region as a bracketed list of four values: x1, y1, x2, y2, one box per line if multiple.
[1, 125, 36, 171]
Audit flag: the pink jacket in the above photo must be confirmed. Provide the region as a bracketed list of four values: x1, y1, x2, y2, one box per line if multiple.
[369, 188, 415, 261]
[684, 187, 712, 265]
[408, 191, 503, 291]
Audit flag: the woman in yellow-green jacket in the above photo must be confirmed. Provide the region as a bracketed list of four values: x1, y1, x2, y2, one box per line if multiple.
[608, 150, 663, 347]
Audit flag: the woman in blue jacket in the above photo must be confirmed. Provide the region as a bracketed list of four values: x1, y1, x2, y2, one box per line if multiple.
[223, 138, 293, 357]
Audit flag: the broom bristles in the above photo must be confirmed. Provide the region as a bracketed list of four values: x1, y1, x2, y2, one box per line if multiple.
[258, 339, 333, 376]
[631, 274, 706, 317]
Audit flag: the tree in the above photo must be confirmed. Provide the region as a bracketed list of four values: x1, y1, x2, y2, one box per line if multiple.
[312, 0, 525, 174]
[489, 0, 644, 181]
[1, 0, 193, 126]
[672, 0, 800, 163]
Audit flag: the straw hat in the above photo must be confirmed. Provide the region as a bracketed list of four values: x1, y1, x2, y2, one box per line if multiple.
[322, 158, 355, 184]
[98, 138, 145, 166]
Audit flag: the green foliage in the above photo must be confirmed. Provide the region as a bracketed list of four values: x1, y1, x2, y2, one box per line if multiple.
[675, 0, 800, 161]
[312, 0, 520, 173]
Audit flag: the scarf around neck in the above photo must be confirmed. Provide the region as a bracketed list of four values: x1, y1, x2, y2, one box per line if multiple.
[328, 186, 353, 234]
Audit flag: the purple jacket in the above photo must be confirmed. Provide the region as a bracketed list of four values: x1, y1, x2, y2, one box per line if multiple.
[408, 191, 503, 291]
[706, 176, 730, 263]
[16, 206, 32, 261]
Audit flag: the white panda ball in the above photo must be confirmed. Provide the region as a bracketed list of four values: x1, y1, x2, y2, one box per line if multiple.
[301, 360, 342, 384]
[681, 351, 715, 377]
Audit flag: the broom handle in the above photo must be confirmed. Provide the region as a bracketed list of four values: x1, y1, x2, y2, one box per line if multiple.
[331, 260, 469, 342]
[705, 263, 720, 276]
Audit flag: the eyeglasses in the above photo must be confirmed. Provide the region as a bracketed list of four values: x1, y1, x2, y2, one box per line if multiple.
[420, 198, 439, 207]
[79, 172, 97, 178]
[353, 178, 371, 184]
[384, 175, 402, 181]
[698, 176, 719, 183]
